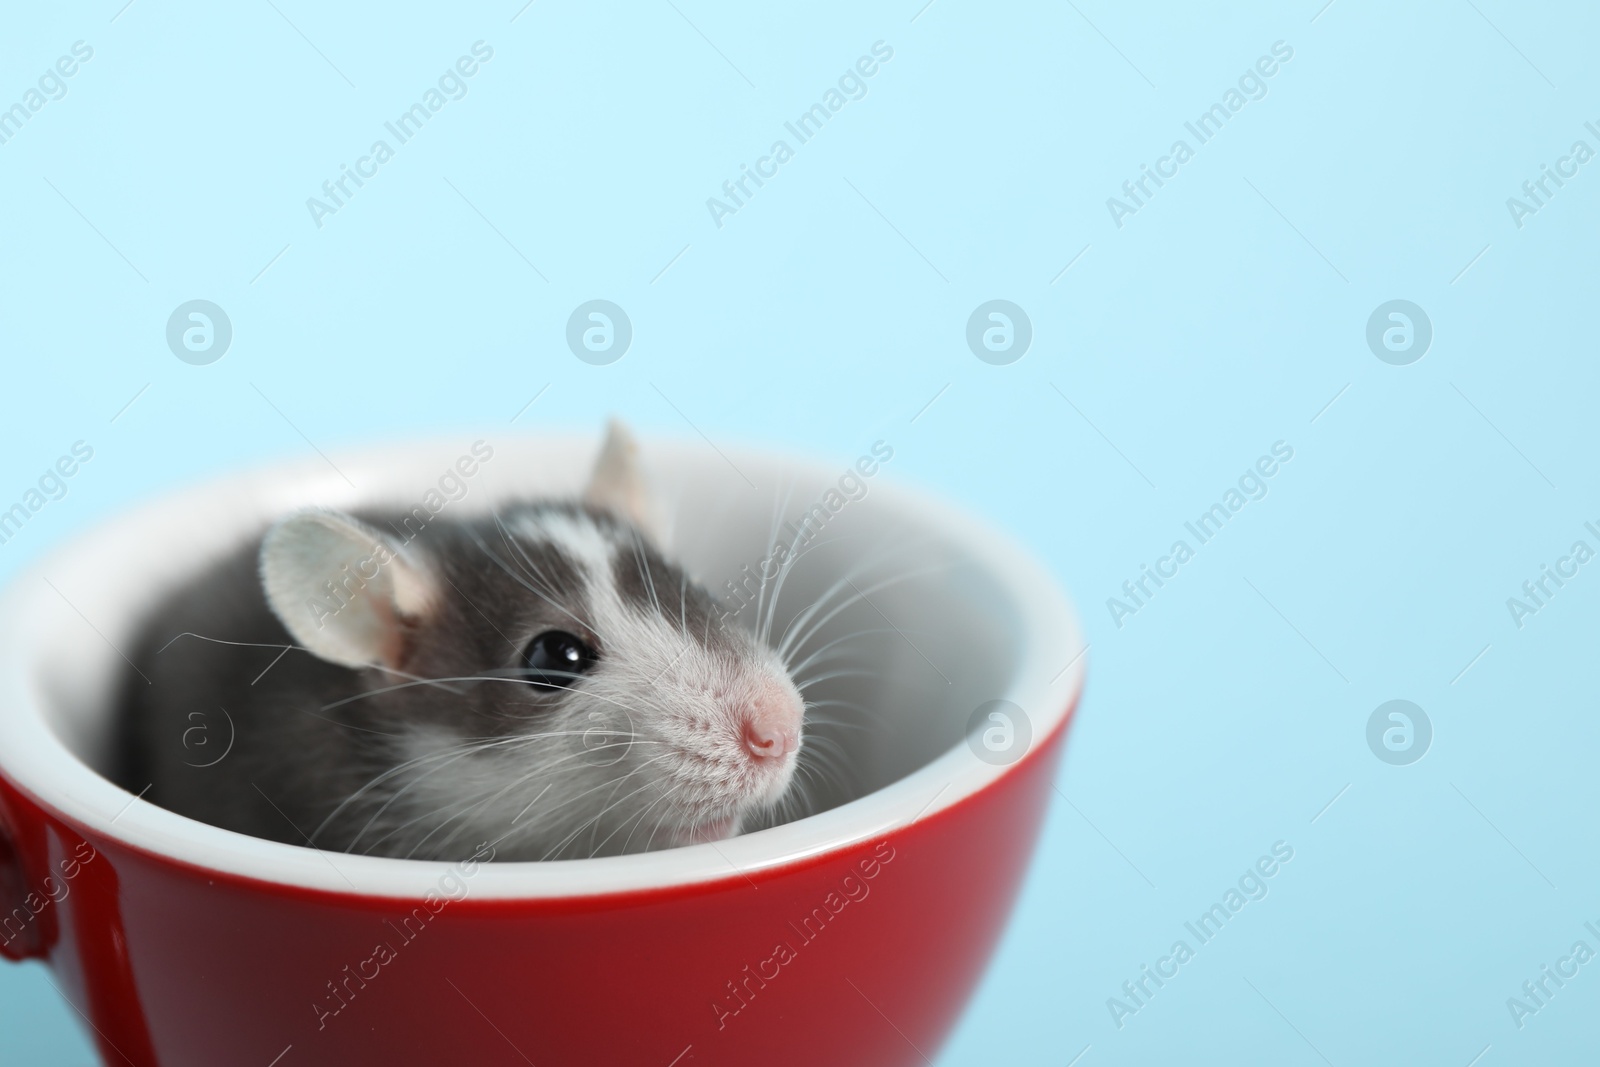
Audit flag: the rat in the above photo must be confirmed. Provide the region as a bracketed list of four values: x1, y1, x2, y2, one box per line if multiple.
[116, 421, 806, 862]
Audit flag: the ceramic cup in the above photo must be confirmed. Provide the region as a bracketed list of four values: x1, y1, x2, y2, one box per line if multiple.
[0, 435, 1084, 1067]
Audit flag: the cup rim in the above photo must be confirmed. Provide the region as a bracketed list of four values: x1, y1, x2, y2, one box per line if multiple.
[0, 434, 1085, 901]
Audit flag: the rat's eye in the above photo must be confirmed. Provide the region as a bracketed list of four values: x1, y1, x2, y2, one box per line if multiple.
[522, 630, 597, 688]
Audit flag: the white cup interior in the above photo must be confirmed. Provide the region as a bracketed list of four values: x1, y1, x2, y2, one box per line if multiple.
[0, 435, 1083, 899]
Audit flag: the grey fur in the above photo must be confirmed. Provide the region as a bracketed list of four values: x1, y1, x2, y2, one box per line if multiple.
[117, 501, 803, 862]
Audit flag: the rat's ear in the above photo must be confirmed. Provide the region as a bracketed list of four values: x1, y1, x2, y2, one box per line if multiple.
[584, 418, 666, 542]
[259, 510, 436, 670]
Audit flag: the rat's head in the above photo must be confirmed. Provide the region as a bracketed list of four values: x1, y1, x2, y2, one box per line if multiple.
[258, 423, 804, 860]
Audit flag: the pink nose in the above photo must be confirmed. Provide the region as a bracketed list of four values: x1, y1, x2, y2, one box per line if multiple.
[742, 691, 799, 761]
[744, 719, 798, 760]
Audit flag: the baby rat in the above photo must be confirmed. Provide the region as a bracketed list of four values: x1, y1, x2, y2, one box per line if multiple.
[118, 422, 805, 862]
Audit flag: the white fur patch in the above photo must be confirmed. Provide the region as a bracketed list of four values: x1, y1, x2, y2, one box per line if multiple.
[517, 510, 614, 586]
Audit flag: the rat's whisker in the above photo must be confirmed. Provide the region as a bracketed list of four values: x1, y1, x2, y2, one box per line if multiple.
[508, 751, 673, 841]
[465, 516, 601, 641]
[679, 570, 688, 634]
[629, 529, 664, 619]
[294, 707, 408, 738]
[491, 507, 608, 642]
[318, 675, 493, 712]
[588, 773, 688, 856]
[482, 754, 669, 860]
[764, 481, 853, 648]
[753, 483, 793, 647]
[321, 726, 635, 847]
[777, 559, 954, 664]
[799, 715, 874, 734]
[772, 534, 948, 652]
[489, 505, 608, 639]
[791, 666, 877, 693]
[804, 697, 880, 716]
[632, 781, 692, 857]
[618, 780, 687, 855]
[784, 626, 900, 678]
[539, 769, 677, 860]
[785, 746, 851, 814]
[361, 746, 669, 856]
[154, 631, 304, 657]
[770, 541, 909, 656]
[398, 793, 493, 859]
[315, 735, 538, 847]
[424, 742, 666, 860]
[751, 513, 838, 646]
[318, 672, 598, 713]
[512, 782, 554, 825]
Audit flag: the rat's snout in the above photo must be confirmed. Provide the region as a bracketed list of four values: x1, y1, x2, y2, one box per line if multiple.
[743, 716, 797, 761]
[740, 679, 802, 763]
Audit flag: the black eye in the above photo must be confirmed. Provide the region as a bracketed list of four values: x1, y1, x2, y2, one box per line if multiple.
[522, 630, 597, 688]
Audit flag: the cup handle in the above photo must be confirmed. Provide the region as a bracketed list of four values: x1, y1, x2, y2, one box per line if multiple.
[0, 798, 47, 961]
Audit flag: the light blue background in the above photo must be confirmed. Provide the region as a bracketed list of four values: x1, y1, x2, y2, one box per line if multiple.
[2, 1, 1597, 1063]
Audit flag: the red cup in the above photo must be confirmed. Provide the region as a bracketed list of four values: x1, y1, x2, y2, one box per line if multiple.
[0, 437, 1084, 1066]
